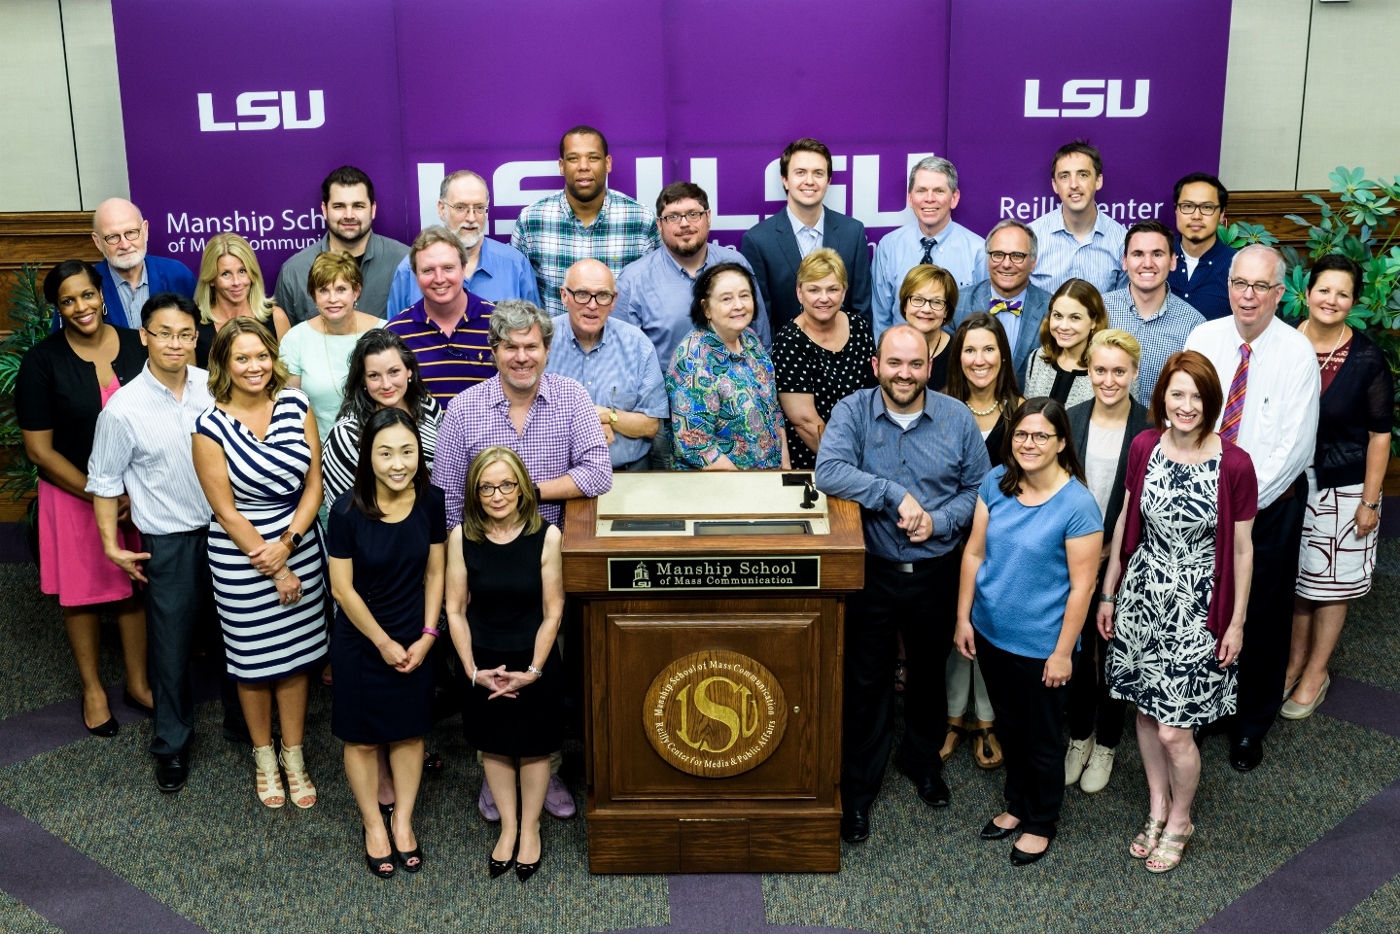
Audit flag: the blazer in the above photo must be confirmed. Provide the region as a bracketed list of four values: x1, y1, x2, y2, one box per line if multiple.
[950, 279, 1051, 388]
[1066, 397, 1151, 539]
[740, 208, 872, 332]
[73, 256, 197, 332]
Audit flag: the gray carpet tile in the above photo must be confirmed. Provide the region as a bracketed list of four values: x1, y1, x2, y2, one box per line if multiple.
[1328, 872, 1400, 934]
[1329, 570, 1400, 695]
[0, 890, 63, 934]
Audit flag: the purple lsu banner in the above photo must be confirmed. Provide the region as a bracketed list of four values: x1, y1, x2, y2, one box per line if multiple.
[112, 0, 1232, 281]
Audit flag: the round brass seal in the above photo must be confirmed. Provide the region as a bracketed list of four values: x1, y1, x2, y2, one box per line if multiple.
[642, 650, 788, 778]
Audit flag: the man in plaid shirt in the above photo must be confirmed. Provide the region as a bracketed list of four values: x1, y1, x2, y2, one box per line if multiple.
[512, 125, 660, 317]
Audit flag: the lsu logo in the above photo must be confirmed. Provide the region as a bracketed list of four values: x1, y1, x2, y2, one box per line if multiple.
[1023, 79, 1150, 118]
[197, 91, 325, 132]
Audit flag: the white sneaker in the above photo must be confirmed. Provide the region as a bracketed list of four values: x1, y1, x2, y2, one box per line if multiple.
[1079, 744, 1116, 793]
[1065, 735, 1095, 786]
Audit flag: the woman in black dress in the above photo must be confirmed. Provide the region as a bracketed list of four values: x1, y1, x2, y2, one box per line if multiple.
[327, 407, 447, 878]
[898, 264, 957, 392]
[446, 446, 564, 882]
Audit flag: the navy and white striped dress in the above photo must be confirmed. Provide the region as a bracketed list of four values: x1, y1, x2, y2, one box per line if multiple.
[195, 388, 328, 682]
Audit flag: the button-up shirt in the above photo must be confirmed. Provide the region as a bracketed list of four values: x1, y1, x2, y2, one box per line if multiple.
[274, 232, 411, 324]
[1184, 315, 1320, 508]
[431, 372, 613, 528]
[665, 328, 785, 470]
[511, 189, 661, 317]
[614, 243, 772, 367]
[872, 221, 987, 342]
[1104, 287, 1205, 401]
[113, 264, 150, 328]
[1169, 236, 1237, 322]
[787, 206, 825, 258]
[384, 293, 496, 405]
[545, 315, 669, 467]
[1029, 209, 1128, 294]
[815, 387, 989, 561]
[86, 363, 213, 535]
[384, 236, 540, 317]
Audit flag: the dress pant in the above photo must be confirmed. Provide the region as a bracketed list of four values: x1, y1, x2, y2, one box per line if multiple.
[842, 551, 958, 814]
[1066, 568, 1126, 748]
[976, 632, 1070, 838]
[1228, 474, 1308, 742]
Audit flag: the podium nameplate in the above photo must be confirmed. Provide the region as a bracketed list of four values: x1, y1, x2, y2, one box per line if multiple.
[608, 556, 820, 591]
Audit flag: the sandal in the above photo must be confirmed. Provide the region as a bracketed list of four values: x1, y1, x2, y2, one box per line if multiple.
[940, 718, 969, 762]
[279, 743, 317, 809]
[1146, 825, 1194, 873]
[253, 744, 285, 809]
[971, 721, 1004, 770]
[894, 659, 908, 694]
[1130, 817, 1167, 859]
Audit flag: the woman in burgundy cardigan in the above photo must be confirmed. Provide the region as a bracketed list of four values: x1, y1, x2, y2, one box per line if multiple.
[1097, 351, 1257, 874]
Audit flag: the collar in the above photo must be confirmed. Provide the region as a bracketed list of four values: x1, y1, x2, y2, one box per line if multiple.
[560, 189, 614, 224]
[139, 360, 200, 397]
[1128, 287, 1174, 322]
[914, 218, 954, 242]
[1047, 207, 1109, 239]
[990, 283, 1029, 304]
[117, 261, 149, 292]
[868, 385, 930, 425]
[485, 372, 552, 409]
[410, 291, 486, 326]
[1175, 235, 1232, 263]
[698, 326, 757, 360]
[320, 232, 378, 262]
[560, 316, 610, 352]
[1235, 314, 1282, 349]
[472, 236, 503, 280]
[662, 244, 712, 281]
[787, 205, 825, 238]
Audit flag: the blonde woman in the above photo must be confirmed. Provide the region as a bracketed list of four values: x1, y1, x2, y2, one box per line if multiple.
[193, 233, 290, 364]
[1022, 278, 1108, 408]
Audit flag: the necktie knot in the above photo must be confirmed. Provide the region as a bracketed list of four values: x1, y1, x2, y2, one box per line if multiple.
[989, 298, 1024, 317]
[919, 237, 937, 265]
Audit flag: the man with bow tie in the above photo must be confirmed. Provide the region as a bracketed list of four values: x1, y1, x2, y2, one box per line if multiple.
[949, 219, 1049, 386]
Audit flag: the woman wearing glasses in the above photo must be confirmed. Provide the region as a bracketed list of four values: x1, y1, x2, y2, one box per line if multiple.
[193, 233, 290, 365]
[771, 249, 877, 470]
[16, 260, 152, 735]
[898, 265, 957, 392]
[955, 398, 1102, 865]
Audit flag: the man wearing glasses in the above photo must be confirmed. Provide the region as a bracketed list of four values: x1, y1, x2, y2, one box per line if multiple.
[1168, 173, 1237, 321]
[82, 198, 196, 331]
[1185, 244, 1319, 772]
[545, 259, 667, 472]
[385, 170, 539, 315]
[949, 219, 1049, 385]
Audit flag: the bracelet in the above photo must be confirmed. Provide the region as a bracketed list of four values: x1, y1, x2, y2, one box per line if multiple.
[1098, 592, 1116, 604]
[470, 666, 478, 686]
[527, 665, 544, 679]
[1361, 499, 1380, 511]
[422, 627, 441, 637]
[274, 570, 291, 581]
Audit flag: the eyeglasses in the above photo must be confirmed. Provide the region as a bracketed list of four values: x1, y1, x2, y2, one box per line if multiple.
[443, 202, 488, 217]
[1227, 278, 1281, 294]
[659, 210, 708, 226]
[905, 296, 948, 311]
[477, 480, 519, 497]
[101, 228, 143, 246]
[1176, 202, 1221, 216]
[1012, 430, 1058, 445]
[987, 250, 1030, 265]
[563, 288, 616, 306]
[143, 328, 198, 346]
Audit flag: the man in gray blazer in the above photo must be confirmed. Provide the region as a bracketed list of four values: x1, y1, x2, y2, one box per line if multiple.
[950, 219, 1050, 387]
[740, 138, 872, 331]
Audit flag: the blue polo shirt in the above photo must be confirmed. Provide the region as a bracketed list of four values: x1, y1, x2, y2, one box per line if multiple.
[1169, 236, 1237, 321]
[385, 236, 539, 317]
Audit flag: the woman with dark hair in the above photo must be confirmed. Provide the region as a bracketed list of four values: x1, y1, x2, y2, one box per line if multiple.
[1022, 278, 1108, 407]
[328, 407, 447, 878]
[955, 398, 1102, 864]
[1284, 254, 1394, 719]
[16, 260, 152, 734]
[898, 264, 957, 391]
[1099, 350, 1257, 873]
[666, 262, 789, 470]
[445, 447, 564, 882]
[193, 317, 327, 809]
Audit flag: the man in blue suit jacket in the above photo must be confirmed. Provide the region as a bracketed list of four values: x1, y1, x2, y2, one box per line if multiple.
[741, 138, 872, 332]
[949, 219, 1050, 388]
[67, 198, 196, 332]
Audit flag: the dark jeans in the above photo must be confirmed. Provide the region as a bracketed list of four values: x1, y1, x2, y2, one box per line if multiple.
[842, 551, 958, 814]
[1066, 570, 1126, 748]
[1227, 475, 1307, 742]
[977, 632, 1070, 838]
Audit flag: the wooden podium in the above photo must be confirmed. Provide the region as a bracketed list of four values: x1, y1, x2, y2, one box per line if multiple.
[562, 471, 865, 874]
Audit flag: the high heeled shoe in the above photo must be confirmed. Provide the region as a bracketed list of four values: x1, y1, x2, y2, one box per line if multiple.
[86, 716, 119, 737]
[279, 743, 317, 809]
[515, 853, 541, 882]
[252, 744, 285, 809]
[364, 828, 395, 879]
[390, 826, 423, 873]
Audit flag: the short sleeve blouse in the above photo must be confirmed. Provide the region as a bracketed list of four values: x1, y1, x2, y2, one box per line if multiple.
[771, 313, 879, 469]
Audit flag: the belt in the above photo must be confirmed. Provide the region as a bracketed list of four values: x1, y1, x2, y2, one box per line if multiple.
[867, 552, 950, 574]
[1276, 472, 1307, 502]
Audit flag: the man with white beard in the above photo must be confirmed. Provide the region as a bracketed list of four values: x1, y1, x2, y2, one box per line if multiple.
[386, 170, 539, 314]
[72, 198, 197, 331]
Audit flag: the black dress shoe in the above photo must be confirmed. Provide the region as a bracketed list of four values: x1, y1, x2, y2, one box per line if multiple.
[122, 690, 153, 717]
[913, 774, 951, 808]
[1010, 836, 1053, 865]
[980, 819, 1017, 841]
[155, 753, 189, 793]
[1230, 736, 1264, 772]
[515, 854, 541, 881]
[86, 716, 119, 738]
[841, 809, 870, 843]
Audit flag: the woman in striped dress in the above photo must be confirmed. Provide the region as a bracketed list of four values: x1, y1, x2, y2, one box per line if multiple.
[193, 318, 328, 810]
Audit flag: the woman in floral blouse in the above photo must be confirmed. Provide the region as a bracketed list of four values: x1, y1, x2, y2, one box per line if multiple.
[665, 262, 789, 470]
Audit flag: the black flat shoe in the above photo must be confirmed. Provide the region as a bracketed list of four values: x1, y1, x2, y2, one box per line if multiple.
[913, 774, 951, 808]
[980, 819, 1017, 841]
[155, 753, 189, 793]
[364, 829, 395, 879]
[86, 716, 119, 738]
[1011, 837, 1053, 866]
[515, 854, 541, 882]
[122, 690, 153, 717]
[841, 809, 870, 843]
[1230, 736, 1264, 772]
[488, 854, 515, 878]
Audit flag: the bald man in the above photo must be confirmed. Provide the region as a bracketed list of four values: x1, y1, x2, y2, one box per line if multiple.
[544, 259, 668, 470]
[76, 198, 196, 331]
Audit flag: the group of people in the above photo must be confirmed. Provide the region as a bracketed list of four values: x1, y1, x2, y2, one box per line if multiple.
[13, 126, 1391, 879]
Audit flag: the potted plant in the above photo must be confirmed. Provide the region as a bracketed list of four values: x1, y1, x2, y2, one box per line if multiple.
[0, 264, 55, 551]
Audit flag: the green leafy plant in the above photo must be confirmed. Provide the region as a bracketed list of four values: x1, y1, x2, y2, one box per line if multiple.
[0, 265, 54, 508]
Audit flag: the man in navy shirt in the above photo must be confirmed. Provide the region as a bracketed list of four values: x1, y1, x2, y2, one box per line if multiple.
[1168, 173, 1237, 321]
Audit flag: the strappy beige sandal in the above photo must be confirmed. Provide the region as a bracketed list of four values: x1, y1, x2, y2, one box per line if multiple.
[1146, 825, 1194, 873]
[1130, 817, 1166, 859]
[280, 743, 317, 809]
[253, 744, 285, 808]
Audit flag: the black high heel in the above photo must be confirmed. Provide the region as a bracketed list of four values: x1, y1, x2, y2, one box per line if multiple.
[390, 826, 423, 873]
[86, 716, 119, 738]
[378, 802, 394, 819]
[364, 828, 395, 879]
[515, 853, 541, 882]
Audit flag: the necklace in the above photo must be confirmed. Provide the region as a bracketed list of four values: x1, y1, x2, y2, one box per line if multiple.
[966, 399, 999, 417]
[1301, 319, 1346, 372]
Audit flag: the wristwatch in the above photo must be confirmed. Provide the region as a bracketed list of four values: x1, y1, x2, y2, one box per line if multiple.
[608, 407, 619, 426]
[280, 530, 303, 550]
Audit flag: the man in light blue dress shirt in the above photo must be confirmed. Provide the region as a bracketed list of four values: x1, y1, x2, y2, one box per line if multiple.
[872, 157, 986, 343]
[1028, 142, 1127, 295]
[385, 170, 539, 315]
[546, 259, 668, 470]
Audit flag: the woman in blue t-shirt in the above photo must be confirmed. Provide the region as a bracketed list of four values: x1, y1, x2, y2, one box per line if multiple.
[955, 398, 1103, 865]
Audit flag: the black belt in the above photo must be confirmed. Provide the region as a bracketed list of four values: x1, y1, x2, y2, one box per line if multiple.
[867, 552, 951, 574]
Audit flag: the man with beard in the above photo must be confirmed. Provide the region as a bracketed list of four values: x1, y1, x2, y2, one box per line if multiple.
[76, 198, 197, 331]
[815, 324, 990, 843]
[385, 170, 539, 314]
[614, 181, 771, 467]
[275, 165, 409, 324]
[1167, 173, 1237, 321]
[512, 126, 660, 317]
